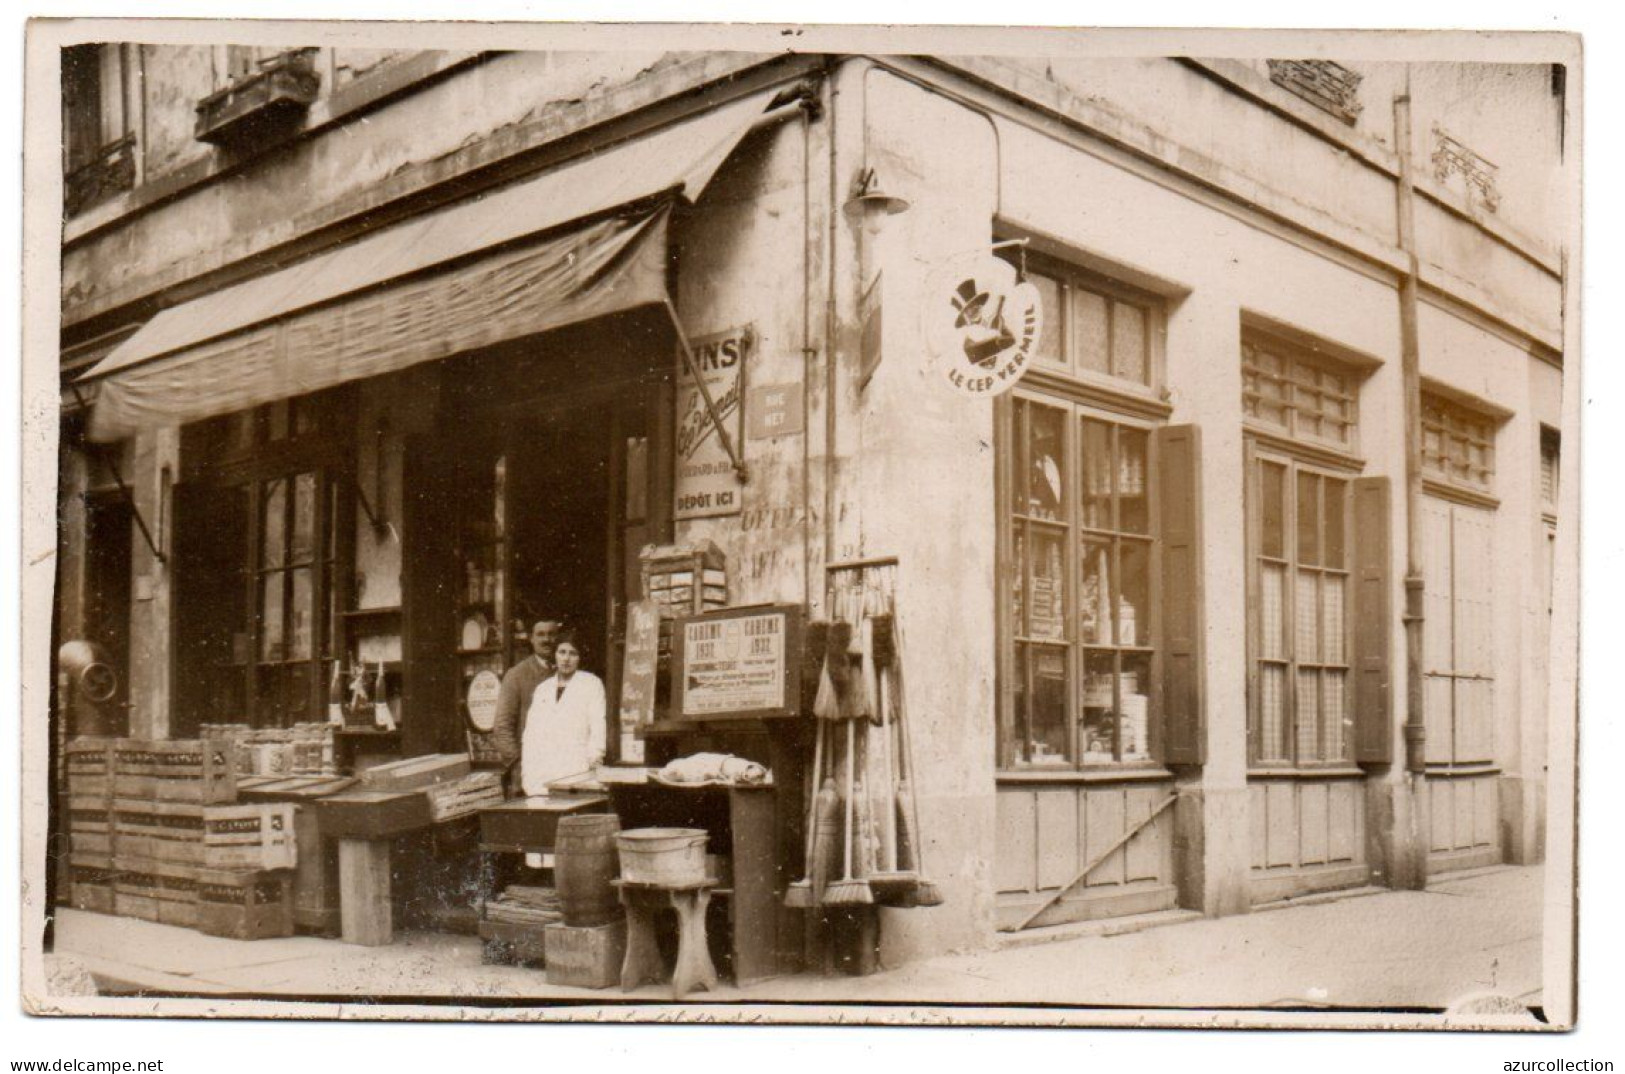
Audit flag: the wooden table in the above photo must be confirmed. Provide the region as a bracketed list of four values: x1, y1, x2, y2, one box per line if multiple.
[315, 789, 440, 946]
[475, 794, 610, 963]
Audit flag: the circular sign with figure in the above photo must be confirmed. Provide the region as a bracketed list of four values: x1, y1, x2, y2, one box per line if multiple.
[924, 255, 1044, 397]
[466, 669, 502, 732]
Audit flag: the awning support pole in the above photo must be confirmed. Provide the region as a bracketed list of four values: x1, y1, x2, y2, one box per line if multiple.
[67, 383, 167, 566]
[665, 298, 749, 484]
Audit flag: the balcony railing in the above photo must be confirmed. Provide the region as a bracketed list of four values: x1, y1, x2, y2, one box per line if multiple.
[195, 47, 322, 147]
[64, 134, 136, 217]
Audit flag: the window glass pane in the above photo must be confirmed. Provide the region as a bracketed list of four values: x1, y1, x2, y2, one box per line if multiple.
[1025, 404, 1066, 521]
[1118, 427, 1149, 534]
[1322, 573, 1346, 665]
[291, 472, 316, 562]
[1081, 650, 1117, 763]
[1011, 528, 1026, 636]
[260, 573, 285, 661]
[1111, 301, 1148, 384]
[1296, 570, 1321, 662]
[1028, 646, 1070, 767]
[1080, 538, 1111, 646]
[1260, 563, 1288, 661]
[261, 479, 287, 568]
[1323, 478, 1347, 567]
[1258, 664, 1288, 763]
[1012, 644, 1029, 763]
[1030, 274, 1065, 368]
[1120, 651, 1153, 762]
[285, 663, 312, 720]
[1323, 671, 1349, 761]
[1260, 462, 1286, 560]
[256, 667, 286, 729]
[1296, 668, 1321, 762]
[1119, 539, 1151, 647]
[1072, 289, 1109, 375]
[1080, 418, 1112, 529]
[1296, 471, 1320, 567]
[289, 567, 314, 660]
[1028, 530, 1066, 641]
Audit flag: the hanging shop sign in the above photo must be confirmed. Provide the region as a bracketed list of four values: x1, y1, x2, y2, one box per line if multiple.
[672, 604, 805, 721]
[923, 255, 1043, 398]
[675, 325, 750, 520]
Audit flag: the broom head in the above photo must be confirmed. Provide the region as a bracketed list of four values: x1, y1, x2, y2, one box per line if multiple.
[821, 877, 874, 906]
[911, 877, 945, 907]
[783, 879, 815, 909]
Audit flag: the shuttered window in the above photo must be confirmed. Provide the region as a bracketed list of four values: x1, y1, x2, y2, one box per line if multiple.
[1421, 497, 1497, 767]
[1540, 425, 1560, 511]
[1248, 452, 1355, 766]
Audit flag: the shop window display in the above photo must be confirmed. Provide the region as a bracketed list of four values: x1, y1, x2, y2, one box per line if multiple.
[1004, 395, 1160, 769]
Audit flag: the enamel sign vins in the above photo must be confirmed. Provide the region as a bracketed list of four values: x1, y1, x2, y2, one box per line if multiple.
[924, 255, 1044, 398]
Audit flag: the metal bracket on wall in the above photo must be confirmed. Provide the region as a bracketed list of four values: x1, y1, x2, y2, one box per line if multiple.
[666, 298, 750, 484]
[66, 382, 167, 566]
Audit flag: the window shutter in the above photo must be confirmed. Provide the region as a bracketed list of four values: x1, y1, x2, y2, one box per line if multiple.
[1352, 476, 1392, 763]
[1157, 424, 1204, 766]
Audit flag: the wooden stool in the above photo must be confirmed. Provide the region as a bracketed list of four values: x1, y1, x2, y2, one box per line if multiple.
[613, 878, 719, 999]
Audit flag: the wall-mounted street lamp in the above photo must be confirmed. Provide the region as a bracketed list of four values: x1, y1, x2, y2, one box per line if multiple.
[843, 166, 910, 236]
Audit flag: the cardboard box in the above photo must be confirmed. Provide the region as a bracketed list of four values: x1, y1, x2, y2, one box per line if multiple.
[203, 803, 297, 870]
[544, 920, 627, 989]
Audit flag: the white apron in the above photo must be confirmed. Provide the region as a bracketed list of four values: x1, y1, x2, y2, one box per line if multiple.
[519, 670, 607, 797]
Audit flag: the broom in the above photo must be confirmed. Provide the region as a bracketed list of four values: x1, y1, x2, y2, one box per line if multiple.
[785, 621, 834, 910]
[891, 614, 943, 907]
[822, 616, 873, 906]
[865, 614, 918, 903]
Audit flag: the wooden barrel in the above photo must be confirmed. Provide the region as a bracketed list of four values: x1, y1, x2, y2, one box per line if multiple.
[554, 814, 622, 927]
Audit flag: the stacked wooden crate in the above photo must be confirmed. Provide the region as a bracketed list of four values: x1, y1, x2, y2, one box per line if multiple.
[64, 737, 117, 913]
[639, 541, 729, 677]
[64, 735, 301, 940]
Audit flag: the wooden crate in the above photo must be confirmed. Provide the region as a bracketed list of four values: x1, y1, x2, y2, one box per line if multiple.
[195, 870, 295, 940]
[66, 858, 117, 915]
[112, 869, 161, 922]
[112, 739, 238, 803]
[67, 796, 113, 856]
[424, 771, 505, 822]
[358, 753, 471, 793]
[317, 789, 433, 840]
[203, 803, 297, 870]
[544, 920, 627, 989]
[65, 737, 117, 799]
[154, 867, 200, 929]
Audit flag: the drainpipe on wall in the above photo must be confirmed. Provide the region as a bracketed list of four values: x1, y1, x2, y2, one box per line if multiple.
[1393, 81, 1430, 889]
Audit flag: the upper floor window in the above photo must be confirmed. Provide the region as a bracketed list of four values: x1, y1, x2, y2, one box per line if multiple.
[1242, 333, 1358, 450]
[1540, 425, 1560, 511]
[1018, 255, 1160, 392]
[62, 44, 137, 216]
[1421, 392, 1497, 494]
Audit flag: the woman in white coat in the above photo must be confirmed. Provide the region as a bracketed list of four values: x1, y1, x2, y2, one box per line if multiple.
[519, 628, 607, 798]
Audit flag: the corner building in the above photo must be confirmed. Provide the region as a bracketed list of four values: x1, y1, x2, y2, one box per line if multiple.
[55, 42, 1569, 964]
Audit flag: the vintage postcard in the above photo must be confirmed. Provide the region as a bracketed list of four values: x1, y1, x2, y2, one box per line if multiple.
[18, 18, 1583, 1034]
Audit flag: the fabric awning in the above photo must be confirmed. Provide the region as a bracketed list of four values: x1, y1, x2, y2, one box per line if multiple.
[82, 89, 793, 441]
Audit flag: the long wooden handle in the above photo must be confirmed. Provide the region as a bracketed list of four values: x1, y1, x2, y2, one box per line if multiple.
[800, 719, 826, 878]
[841, 720, 856, 879]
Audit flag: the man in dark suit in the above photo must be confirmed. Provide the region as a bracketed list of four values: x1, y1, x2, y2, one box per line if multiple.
[490, 620, 560, 793]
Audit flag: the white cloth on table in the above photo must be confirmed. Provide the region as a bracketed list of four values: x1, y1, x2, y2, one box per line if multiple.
[519, 670, 607, 798]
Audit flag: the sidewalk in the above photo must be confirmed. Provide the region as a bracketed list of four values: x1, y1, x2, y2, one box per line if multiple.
[45, 865, 1543, 1014]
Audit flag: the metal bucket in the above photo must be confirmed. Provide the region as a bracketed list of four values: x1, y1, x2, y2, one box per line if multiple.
[614, 827, 709, 886]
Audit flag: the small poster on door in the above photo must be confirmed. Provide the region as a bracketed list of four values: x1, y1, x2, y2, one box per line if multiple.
[674, 325, 749, 520]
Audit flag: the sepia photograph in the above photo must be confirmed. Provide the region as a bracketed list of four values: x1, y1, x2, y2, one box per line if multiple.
[16, 15, 1589, 1041]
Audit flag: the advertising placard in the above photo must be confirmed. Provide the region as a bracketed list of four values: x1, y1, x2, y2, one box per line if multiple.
[673, 605, 804, 721]
[674, 324, 750, 520]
